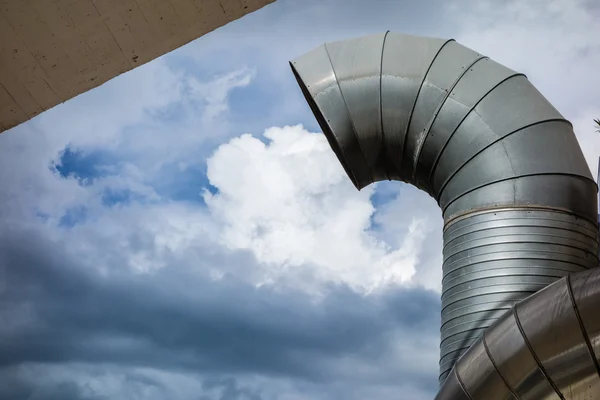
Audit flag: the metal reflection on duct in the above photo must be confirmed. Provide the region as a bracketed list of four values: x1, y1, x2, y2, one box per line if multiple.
[290, 32, 600, 399]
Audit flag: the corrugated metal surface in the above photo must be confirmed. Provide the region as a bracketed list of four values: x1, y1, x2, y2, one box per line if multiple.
[440, 208, 598, 380]
[290, 32, 600, 396]
[0, 0, 274, 133]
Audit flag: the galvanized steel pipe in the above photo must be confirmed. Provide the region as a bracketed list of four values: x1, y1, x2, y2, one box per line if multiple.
[290, 32, 600, 398]
[436, 268, 600, 399]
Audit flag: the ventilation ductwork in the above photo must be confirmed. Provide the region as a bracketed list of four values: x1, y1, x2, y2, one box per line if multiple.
[290, 32, 600, 398]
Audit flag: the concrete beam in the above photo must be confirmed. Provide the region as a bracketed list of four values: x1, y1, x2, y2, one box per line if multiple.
[0, 0, 274, 133]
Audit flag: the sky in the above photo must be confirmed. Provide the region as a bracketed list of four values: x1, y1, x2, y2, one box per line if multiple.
[1, 0, 599, 399]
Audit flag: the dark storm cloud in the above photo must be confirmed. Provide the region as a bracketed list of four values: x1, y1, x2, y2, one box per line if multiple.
[0, 227, 440, 398]
[0, 375, 102, 400]
[200, 377, 265, 400]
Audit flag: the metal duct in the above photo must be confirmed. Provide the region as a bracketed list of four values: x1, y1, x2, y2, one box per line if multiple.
[435, 267, 600, 399]
[289, 31, 599, 394]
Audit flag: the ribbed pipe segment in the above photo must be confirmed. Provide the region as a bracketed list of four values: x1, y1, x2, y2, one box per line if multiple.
[289, 31, 599, 393]
[440, 208, 598, 381]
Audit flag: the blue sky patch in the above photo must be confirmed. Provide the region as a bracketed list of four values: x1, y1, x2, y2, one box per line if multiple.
[58, 205, 89, 228]
[101, 188, 139, 208]
[149, 162, 216, 204]
[52, 147, 116, 185]
[370, 181, 401, 208]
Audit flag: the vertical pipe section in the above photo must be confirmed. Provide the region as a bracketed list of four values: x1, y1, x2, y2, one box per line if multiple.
[440, 208, 598, 382]
[290, 32, 598, 385]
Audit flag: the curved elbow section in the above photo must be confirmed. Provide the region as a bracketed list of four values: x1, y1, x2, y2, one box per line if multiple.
[290, 32, 596, 218]
[442, 268, 600, 399]
[290, 31, 600, 395]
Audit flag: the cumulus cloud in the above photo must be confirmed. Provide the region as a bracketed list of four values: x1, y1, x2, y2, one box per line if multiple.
[0, 227, 439, 400]
[204, 125, 428, 292]
[371, 187, 443, 292]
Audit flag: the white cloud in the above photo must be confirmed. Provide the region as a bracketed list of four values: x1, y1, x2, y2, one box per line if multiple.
[372, 187, 443, 292]
[33, 58, 185, 153]
[204, 124, 429, 293]
[49, 201, 218, 275]
[189, 68, 256, 123]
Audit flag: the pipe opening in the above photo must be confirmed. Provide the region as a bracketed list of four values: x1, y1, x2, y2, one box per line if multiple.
[289, 61, 359, 189]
